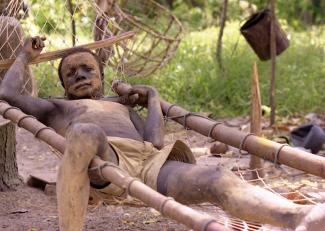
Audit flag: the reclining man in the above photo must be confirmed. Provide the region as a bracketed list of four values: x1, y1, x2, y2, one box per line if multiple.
[0, 36, 324, 231]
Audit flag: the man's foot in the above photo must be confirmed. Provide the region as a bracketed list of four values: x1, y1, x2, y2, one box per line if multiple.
[295, 203, 325, 231]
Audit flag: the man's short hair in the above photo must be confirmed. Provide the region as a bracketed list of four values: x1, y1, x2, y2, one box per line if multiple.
[58, 47, 104, 87]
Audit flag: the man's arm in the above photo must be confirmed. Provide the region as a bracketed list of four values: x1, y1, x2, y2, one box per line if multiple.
[127, 86, 164, 149]
[0, 36, 55, 122]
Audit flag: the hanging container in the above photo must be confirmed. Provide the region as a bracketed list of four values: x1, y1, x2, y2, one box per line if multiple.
[240, 9, 289, 61]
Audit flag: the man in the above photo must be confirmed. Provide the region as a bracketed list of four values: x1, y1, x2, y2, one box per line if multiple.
[0, 37, 324, 231]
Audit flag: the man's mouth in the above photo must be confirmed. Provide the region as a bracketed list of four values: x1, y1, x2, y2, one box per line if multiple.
[75, 82, 92, 90]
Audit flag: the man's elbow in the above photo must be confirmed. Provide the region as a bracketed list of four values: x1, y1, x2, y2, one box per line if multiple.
[0, 88, 7, 100]
[0, 88, 14, 101]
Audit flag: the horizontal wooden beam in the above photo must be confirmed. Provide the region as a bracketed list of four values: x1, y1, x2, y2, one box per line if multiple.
[0, 31, 135, 69]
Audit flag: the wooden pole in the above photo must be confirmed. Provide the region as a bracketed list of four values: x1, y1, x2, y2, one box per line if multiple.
[67, 0, 76, 46]
[0, 100, 228, 231]
[249, 62, 264, 179]
[0, 31, 135, 69]
[216, 0, 228, 73]
[269, 0, 277, 126]
[113, 81, 325, 179]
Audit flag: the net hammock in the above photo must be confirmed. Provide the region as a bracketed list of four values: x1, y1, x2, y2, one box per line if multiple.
[0, 1, 324, 231]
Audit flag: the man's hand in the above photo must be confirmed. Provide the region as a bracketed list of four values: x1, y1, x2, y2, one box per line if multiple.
[20, 36, 46, 61]
[125, 85, 158, 107]
[111, 80, 158, 107]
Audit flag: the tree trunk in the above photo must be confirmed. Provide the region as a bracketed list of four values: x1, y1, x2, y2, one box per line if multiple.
[0, 15, 36, 191]
[269, 0, 276, 126]
[216, 0, 228, 73]
[0, 120, 22, 191]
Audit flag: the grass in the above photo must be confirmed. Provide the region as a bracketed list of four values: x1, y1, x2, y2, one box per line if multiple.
[127, 22, 325, 118]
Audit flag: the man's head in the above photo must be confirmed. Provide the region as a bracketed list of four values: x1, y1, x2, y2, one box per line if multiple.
[58, 48, 104, 100]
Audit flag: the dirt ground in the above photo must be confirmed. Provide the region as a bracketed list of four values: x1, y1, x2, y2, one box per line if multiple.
[1, 117, 325, 231]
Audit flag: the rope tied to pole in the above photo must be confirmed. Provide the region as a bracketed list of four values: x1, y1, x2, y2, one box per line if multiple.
[165, 109, 217, 131]
[238, 133, 255, 156]
[158, 196, 175, 216]
[201, 219, 218, 231]
[17, 115, 36, 127]
[2, 105, 21, 119]
[88, 160, 126, 182]
[164, 103, 177, 124]
[34, 126, 55, 138]
[274, 144, 289, 167]
[207, 122, 224, 140]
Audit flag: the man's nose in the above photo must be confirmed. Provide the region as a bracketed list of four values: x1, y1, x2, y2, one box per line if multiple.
[75, 70, 87, 82]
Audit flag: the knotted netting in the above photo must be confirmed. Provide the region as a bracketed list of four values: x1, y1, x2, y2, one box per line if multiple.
[0, 0, 182, 98]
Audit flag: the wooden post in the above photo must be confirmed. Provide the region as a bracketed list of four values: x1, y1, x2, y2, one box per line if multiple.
[67, 0, 76, 46]
[269, 0, 277, 126]
[0, 119, 22, 190]
[250, 62, 264, 178]
[216, 0, 228, 73]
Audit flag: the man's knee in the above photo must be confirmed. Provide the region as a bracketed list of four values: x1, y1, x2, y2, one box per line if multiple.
[66, 122, 107, 145]
[64, 123, 117, 184]
[63, 123, 108, 167]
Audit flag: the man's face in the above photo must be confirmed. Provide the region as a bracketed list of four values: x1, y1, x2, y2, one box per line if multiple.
[60, 52, 102, 99]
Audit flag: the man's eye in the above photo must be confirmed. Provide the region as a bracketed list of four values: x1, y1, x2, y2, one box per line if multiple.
[67, 70, 75, 77]
[85, 67, 94, 72]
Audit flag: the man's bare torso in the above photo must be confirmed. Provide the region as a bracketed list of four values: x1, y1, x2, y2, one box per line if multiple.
[46, 99, 143, 141]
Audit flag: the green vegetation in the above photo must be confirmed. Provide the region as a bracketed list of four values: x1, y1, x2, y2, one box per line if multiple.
[18, 1, 324, 118]
[128, 23, 325, 118]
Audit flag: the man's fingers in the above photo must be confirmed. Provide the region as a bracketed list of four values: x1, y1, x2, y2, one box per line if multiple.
[127, 88, 135, 96]
[128, 86, 147, 96]
[30, 36, 46, 49]
[129, 94, 139, 104]
[32, 38, 38, 49]
[39, 39, 45, 48]
[36, 38, 40, 48]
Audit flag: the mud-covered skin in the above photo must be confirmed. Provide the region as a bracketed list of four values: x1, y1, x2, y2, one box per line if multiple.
[158, 161, 312, 229]
[59, 52, 103, 100]
[0, 37, 324, 231]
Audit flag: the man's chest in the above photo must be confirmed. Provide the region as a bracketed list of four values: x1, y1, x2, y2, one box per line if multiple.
[47, 99, 131, 135]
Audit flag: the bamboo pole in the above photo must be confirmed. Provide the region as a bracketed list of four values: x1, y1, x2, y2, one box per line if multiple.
[0, 31, 135, 69]
[0, 100, 228, 231]
[250, 62, 264, 178]
[113, 81, 325, 179]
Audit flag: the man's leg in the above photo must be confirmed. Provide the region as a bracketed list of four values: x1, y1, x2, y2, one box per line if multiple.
[57, 123, 117, 231]
[157, 161, 318, 229]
